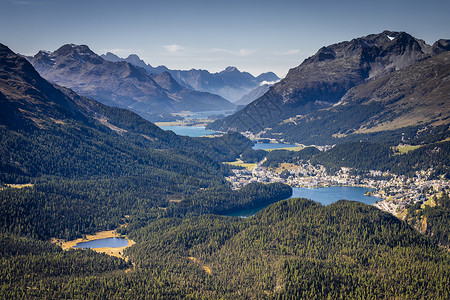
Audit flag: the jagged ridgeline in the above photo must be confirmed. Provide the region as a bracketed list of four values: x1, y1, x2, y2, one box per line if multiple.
[209, 31, 450, 145]
[0, 43, 289, 240]
[27, 44, 235, 122]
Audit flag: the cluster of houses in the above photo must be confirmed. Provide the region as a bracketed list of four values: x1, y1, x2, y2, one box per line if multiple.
[227, 162, 449, 216]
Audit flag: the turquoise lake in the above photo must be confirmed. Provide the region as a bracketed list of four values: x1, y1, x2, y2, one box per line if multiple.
[227, 186, 382, 218]
[73, 237, 129, 249]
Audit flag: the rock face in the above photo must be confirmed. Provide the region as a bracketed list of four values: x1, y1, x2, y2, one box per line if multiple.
[100, 53, 279, 102]
[0, 43, 87, 130]
[28, 44, 234, 122]
[209, 31, 449, 134]
[263, 51, 450, 145]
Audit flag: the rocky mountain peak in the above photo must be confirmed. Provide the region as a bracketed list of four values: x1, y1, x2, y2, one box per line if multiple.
[54, 44, 103, 65]
[222, 66, 239, 73]
[432, 39, 450, 55]
[124, 54, 150, 69]
[209, 31, 448, 134]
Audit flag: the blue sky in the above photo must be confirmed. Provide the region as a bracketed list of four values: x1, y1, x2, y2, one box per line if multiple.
[1, 0, 449, 77]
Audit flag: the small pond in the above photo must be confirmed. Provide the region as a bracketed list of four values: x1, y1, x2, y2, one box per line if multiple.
[73, 237, 129, 249]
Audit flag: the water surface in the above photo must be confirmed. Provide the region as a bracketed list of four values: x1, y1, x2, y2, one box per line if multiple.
[73, 237, 129, 249]
[227, 186, 381, 218]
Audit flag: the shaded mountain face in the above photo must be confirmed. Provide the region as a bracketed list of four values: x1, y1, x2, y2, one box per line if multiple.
[100, 52, 279, 102]
[0, 44, 88, 130]
[210, 31, 448, 134]
[28, 45, 234, 122]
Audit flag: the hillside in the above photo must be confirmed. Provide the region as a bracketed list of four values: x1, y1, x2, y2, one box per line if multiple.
[1, 43, 292, 240]
[209, 31, 450, 141]
[27, 44, 234, 122]
[3, 198, 449, 298]
[262, 51, 450, 145]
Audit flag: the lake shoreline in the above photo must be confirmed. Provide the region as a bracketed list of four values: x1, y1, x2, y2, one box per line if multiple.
[51, 229, 135, 259]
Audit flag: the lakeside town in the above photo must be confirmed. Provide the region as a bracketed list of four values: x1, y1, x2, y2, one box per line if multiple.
[226, 159, 449, 218]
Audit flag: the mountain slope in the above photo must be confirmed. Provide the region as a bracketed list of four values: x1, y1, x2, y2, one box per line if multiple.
[261, 51, 450, 145]
[0, 43, 260, 239]
[209, 31, 449, 134]
[28, 44, 234, 122]
[101, 52, 279, 102]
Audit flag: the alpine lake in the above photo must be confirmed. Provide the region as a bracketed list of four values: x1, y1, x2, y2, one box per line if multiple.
[157, 118, 382, 218]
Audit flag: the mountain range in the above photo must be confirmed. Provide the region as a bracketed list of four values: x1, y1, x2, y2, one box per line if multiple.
[209, 31, 450, 145]
[27, 45, 235, 122]
[1, 37, 450, 299]
[101, 52, 280, 102]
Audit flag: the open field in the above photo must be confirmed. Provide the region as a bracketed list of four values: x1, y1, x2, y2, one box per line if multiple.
[394, 144, 422, 154]
[223, 159, 256, 171]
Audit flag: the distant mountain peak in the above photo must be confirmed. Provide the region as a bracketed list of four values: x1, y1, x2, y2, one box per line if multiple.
[28, 44, 234, 121]
[101, 52, 122, 62]
[223, 66, 239, 73]
[54, 44, 103, 65]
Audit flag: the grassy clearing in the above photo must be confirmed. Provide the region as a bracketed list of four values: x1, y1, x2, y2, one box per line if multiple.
[223, 159, 256, 171]
[394, 144, 422, 154]
[275, 163, 300, 173]
[6, 183, 34, 189]
[421, 196, 437, 209]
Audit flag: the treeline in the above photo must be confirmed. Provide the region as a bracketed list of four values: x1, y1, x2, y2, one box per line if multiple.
[257, 95, 450, 146]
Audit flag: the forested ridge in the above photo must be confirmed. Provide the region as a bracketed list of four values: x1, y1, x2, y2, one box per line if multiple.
[261, 140, 450, 178]
[2, 198, 449, 299]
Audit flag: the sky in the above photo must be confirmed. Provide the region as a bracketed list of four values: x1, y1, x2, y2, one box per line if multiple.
[1, 0, 449, 77]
